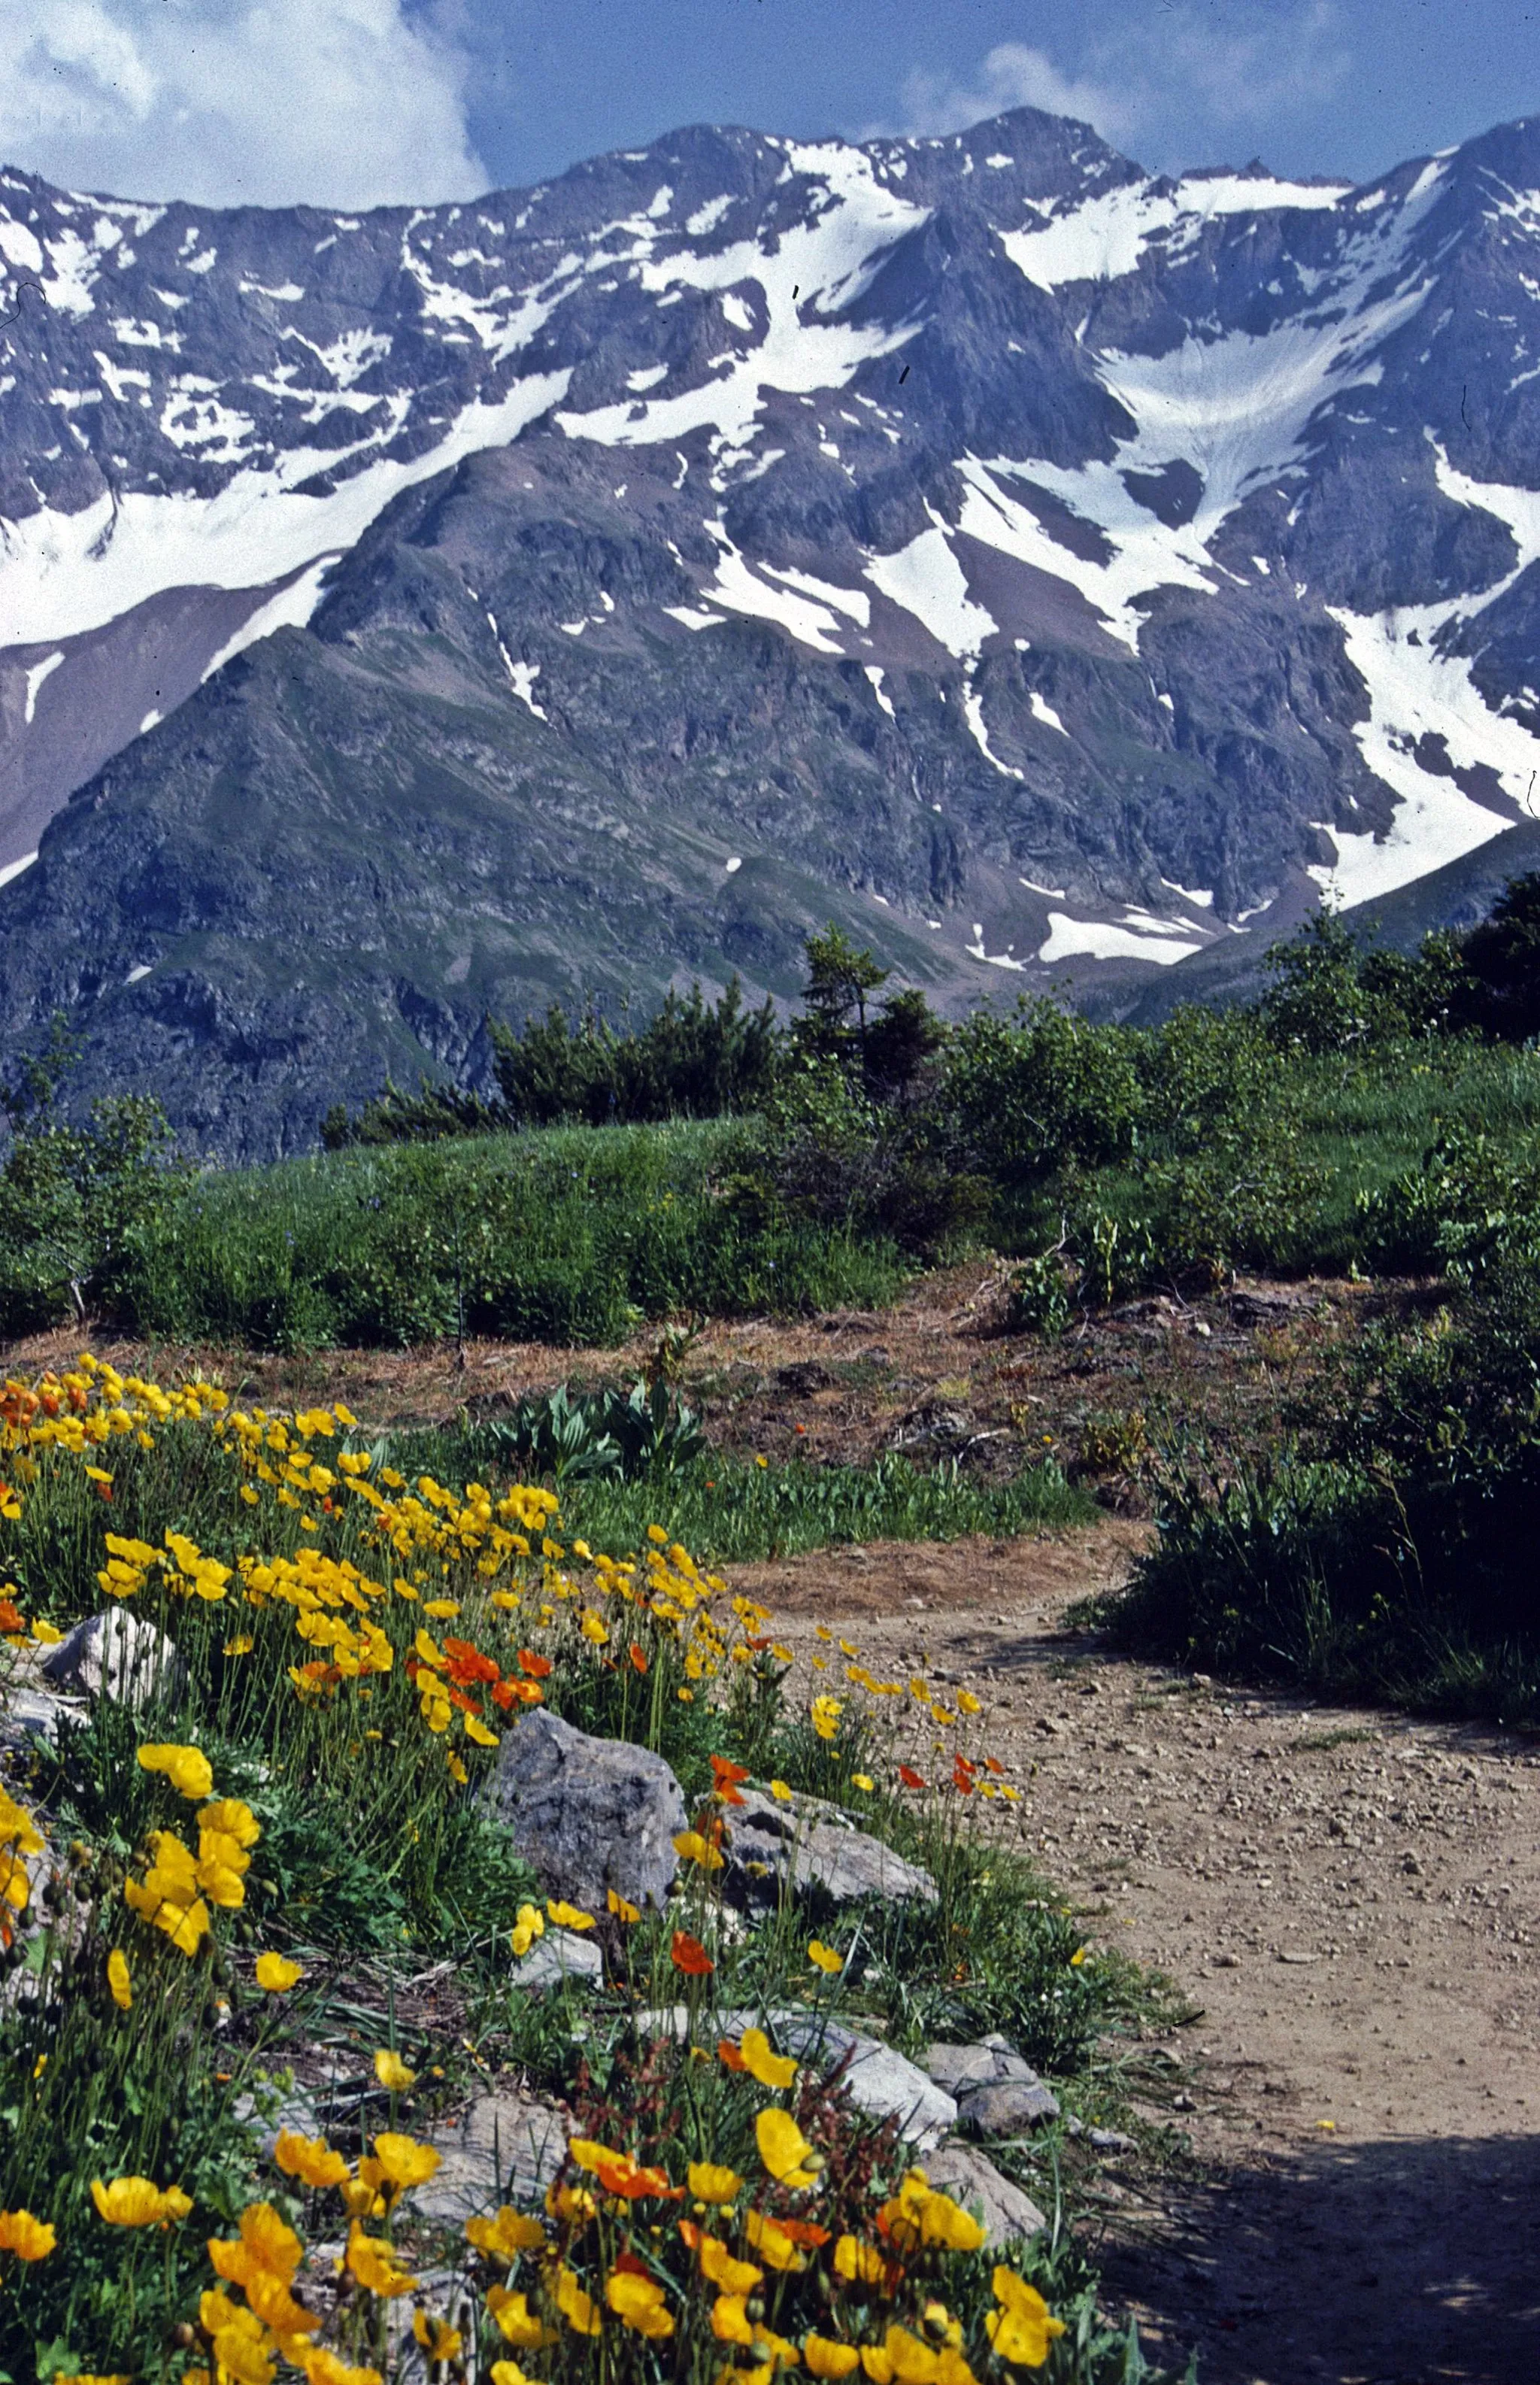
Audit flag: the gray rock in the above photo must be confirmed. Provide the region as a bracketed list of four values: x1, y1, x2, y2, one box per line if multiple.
[512, 1925, 604, 1993]
[774, 2016, 956, 2148]
[723, 1789, 937, 1913]
[956, 2077, 1061, 2136]
[39, 1610, 184, 1709]
[647, 2007, 958, 2150]
[920, 2142, 1047, 2248]
[927, 2041, 1005, 2090]
[483, 1708, 686, 1913]
[415, 2091, 568, 2224]
[926, 2034, 1041, 2090]
[0, 1677, 80, 1753]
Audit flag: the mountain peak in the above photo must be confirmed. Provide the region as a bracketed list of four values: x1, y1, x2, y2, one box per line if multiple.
[0, 105, 1537, 1153]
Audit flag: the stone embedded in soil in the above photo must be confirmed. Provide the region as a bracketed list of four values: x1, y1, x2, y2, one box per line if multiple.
[921, 2141, 1047, 2247]
[415, 2090, 569, 2223]
[38, 1610, 185, 1709]
[482, 1708, 687, 1913]
[723, 1789, 938, 1913]
[0, 1676, 79, 1752]
[511, 1925, 605, 1992]
[644, 2006, 957, 2147]
[926, 2033, 1060, 2132]
[957, 2078, 1061, 2134]
[926, 2034, 1040, 2091]
[775, 2016, 956, 2147]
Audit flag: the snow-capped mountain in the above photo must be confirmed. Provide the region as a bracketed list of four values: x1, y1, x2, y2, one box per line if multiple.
[2, 108, 1539, 1150]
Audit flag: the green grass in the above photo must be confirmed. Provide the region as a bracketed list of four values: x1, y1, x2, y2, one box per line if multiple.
[117, 1118, 906, 1349]
[382, 1437, 1096, 1566]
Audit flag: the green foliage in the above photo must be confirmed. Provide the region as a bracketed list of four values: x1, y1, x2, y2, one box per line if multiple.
[1111, 1252, 1540, 1717]
[0, 1020, 189, 1334]
[112, 1122, 905, 1350]
[726, 1055, 987, 1259]
[942, 1003, 1144, 1196]
[1454, 868, 1540, 1039]
[474, 1378, 706, 1485]
[491, 977, 780, 1127]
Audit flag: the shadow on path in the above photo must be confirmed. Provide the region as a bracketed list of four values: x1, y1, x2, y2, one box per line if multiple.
[1098, 2130, 1540, 2383]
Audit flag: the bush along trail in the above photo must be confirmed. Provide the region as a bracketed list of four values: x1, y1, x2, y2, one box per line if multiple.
[0, 1357, 1190, 2385]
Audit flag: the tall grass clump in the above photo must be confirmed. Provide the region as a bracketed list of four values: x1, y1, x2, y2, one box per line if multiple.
[117, 1122, 905, 1349]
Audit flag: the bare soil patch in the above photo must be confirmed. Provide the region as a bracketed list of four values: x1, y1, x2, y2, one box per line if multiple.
[759, 1539, 1540, 2385]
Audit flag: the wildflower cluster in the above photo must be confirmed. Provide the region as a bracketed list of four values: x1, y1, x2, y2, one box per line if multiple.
[0, 1360, 1108, 2384]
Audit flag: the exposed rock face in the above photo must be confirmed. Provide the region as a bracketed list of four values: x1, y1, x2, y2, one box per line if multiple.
[511, 1924, 605, 1992]
[2, 111, 1539, 1149]
[723, 1787, 938, 1913]
[926, 2033, 1062, 2133]
[647, 2004, 959, 2147]
[483, 1708, 686, 1913]
[415, 2091, 569, 2223]
[38, 1610, 184, 1710]
[921, 2141, 1047, 2247]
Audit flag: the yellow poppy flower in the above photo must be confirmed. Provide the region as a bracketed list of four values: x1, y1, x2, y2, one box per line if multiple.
[687, 2161, 744, 2207]
[742, 2210, 807, 2272]
[372, 2048, 416, 2092]
[605, 2268, 674, 2337]
[255, 1953, 303, 1993]
[135, 1743, 214, 1801]
[805, 2338, 862, 2379]
[468, 2209, 547, 2262]
[344, 2224, 417, 2297]
[607, 1888, 641, 1923]
[554, 2265, 602, 2335]
[756, 2106, 820, 2189]
[698, 2233, 761, 2292]
[711, 2292, 756, 2344]
[412, 2312, 462, 2365]
[808, 1939, 844, 1974]
[835, 2235, 888, 2285]
[371, 2132, 441, 2189]
[0, 2207, 56, 2260]
[545, 1898, 596, 1931]
[484, 2285, 555, 2347]
[986, 2272, 1066, 2368]
[673, 1829, 726, 1871]
[273, 2131, 350, 2190]
[738, 2026, 798, 2090]
[106, 1947, 132, 2010]
[90, 2176, 191, 2227]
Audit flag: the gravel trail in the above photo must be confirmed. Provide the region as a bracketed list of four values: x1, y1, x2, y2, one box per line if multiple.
[750, 1534, 1540, 2385]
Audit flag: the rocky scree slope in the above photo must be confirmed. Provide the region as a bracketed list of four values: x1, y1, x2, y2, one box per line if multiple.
[2, 112, 1540, 1149]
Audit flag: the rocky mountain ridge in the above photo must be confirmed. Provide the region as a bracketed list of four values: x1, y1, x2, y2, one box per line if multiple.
[2, 107, 1538, 1151]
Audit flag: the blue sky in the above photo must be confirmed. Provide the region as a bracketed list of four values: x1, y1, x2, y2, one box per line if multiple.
[2, 0, 1536, 209]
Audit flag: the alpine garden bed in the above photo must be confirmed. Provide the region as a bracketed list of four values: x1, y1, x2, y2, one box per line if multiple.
[0, 1358, 1190, 2385]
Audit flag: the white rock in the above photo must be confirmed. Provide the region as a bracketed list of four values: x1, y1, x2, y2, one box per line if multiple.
[511, 1925, 604, 1992]
[39, 1610, 184, 1708]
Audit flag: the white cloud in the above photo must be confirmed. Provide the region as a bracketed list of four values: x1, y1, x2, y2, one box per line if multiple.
[895, 5, 1351, 165]
[899, 41, 1140, 149]
[0, 0, 487, 208]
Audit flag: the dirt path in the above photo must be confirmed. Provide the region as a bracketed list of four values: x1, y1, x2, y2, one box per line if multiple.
[754, 1533, 1540, 2385]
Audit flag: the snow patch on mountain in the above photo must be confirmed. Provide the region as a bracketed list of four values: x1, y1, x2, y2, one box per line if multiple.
[0, 372, 570, 648]
[556, 143, 927, 469]
[867, 521, 996, 657]
[1001, 168, 1350, 290]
